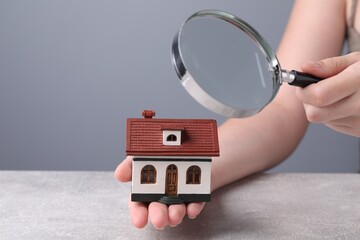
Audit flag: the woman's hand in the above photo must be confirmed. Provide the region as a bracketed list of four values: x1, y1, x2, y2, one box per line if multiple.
[296, 52, 360, 137]
[114, 156, 206, 229]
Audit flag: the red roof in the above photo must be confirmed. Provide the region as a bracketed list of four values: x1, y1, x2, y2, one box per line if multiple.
[126, 116, 219, 157]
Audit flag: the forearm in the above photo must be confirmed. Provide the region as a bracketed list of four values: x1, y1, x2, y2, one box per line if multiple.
[211, 92, 308, 191]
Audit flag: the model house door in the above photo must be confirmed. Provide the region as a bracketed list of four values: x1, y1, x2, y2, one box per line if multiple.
[165, 164, 178, 196]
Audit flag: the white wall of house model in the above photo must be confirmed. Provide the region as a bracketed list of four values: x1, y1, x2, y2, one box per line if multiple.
[132, 157, 211, 195]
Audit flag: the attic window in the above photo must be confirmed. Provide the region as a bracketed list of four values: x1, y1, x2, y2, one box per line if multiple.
[163, 130, 181, 146]
[167, 134, 177, 142]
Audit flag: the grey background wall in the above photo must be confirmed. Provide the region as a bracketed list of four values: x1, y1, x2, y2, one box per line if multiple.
[0, 0, 358, 172]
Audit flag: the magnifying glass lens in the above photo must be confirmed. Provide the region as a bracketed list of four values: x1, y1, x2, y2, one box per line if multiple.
[173, 10, 322, 118]
[178, 17, 275, 113]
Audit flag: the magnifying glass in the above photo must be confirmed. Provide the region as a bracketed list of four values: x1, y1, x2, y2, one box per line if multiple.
[171, 10, 322, 118]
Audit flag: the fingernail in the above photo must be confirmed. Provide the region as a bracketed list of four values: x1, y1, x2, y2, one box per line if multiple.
[188, 215, 197, 219]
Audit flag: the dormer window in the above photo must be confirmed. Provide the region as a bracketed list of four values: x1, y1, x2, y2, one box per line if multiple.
[163, 130, 182, 146]
[167, 134, 177, 142]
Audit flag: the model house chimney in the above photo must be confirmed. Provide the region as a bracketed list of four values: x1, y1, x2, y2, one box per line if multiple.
[142, 110, 156, 119]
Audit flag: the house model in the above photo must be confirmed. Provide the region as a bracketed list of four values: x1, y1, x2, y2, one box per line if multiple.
[126, 110, 219, 205]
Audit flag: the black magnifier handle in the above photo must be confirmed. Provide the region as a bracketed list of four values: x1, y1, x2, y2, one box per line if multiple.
[284, 70, 323, 87]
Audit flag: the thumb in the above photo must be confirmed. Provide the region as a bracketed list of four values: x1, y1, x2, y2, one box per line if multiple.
[114, 156, 133, 182]
[300, 52, 360, 78]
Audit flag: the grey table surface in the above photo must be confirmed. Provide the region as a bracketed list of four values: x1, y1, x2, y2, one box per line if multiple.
[1, 171, 359, 240]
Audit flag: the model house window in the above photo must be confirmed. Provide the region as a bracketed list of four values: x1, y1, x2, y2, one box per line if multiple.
[162, 130, 181, 146]
[141, 165, 157, 184]
[186, 166, 201, 184]
[166, 134, 177, 142]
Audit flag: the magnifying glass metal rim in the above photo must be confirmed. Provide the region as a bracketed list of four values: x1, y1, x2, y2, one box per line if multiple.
[171, 9, 282, 118]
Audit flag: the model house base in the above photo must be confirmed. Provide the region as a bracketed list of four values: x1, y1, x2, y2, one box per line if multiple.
[132, 194, 211, 205]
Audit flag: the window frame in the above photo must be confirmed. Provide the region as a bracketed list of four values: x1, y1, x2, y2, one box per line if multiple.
[141, 165, 157, 184]
[186, 165, 201, 184]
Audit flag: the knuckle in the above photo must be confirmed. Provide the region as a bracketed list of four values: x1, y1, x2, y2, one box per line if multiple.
[328, 58, 342, 69]
[306, 112, 320, 123]
[312, 87, 327, 107]
[304, 105, 322, 123]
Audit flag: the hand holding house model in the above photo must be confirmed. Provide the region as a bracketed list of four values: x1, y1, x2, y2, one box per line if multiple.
[126, 110, 220, 205]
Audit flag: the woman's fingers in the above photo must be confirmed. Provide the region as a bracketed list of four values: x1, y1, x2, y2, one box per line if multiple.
[128, 199, 206, 229]
[148, 202, 170, 230]
[295, 52, 360, 137]
[186, 202, 206, 219]
[300, 52, 360, 78]
[301, 89, 359, 123]
[168, 204, 186, 227]
[298, 52, 360, 107]
[128, 195, 149, 229]
[147, 202, 206, 229]
[325, 116, 360, 137]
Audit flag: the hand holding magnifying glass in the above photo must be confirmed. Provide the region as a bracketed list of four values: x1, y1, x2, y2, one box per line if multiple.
[171, 10, 322, 118]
